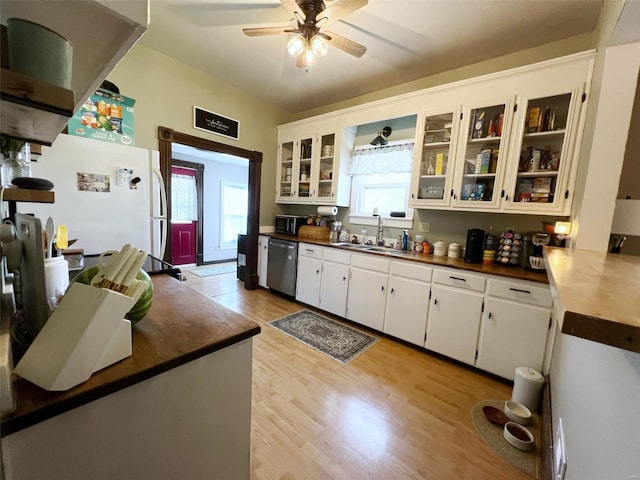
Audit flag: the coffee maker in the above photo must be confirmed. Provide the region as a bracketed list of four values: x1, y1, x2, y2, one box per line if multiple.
[464, 228, 485, 263]
[523, 232, 550, 271]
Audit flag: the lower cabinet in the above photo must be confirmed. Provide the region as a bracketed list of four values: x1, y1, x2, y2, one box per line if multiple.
[476, 278, 552, 380]
[295, 244, 322, 307]
[383, 262, 432, 346]
[257, 235, 269, 288]
[425, 285, 484, 366]
[319, 252, 350, 317]
[346, 254, 389, 331]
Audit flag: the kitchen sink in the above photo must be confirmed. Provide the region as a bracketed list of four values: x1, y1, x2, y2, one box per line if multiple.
[331, 242, 371, 249]
[365, 247, 403, 255]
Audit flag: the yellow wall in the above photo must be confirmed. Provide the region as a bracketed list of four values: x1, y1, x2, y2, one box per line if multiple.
[107, 44, 294, 226]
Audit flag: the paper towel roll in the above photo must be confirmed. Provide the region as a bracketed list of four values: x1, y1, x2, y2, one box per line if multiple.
[317, 206, 338, 216]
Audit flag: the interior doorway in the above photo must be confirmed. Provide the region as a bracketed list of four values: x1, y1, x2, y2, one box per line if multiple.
[158, 126, 262, 290]
[170, 163, 201, 266]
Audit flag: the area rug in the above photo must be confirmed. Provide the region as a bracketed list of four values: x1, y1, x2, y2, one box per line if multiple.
[471, 399, 539, 479]
[268, 310, 379, 364]
[190, 264, 236, 277]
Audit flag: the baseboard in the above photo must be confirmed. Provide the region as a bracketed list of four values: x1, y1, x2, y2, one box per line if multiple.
[540, 374, 554, 480]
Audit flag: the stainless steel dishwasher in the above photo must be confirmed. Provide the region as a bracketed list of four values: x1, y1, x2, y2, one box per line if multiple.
[267, 238, 298, 296]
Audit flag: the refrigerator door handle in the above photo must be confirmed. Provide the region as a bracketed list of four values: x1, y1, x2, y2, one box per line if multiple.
[152, 167, 168, 259]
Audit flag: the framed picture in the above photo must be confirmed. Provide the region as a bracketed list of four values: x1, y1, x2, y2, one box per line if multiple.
[193, 106, 240, 141]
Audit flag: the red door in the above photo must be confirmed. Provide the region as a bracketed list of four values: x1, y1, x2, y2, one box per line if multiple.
[171, 166, 197, 265]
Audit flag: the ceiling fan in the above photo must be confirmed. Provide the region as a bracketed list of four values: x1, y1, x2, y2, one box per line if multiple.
[243, 0, 368, 70]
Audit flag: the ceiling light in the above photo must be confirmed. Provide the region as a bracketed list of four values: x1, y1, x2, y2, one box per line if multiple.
[303, 47, 316, 67]
[287, 35, 305, 56]
[310, 35, 329, 57]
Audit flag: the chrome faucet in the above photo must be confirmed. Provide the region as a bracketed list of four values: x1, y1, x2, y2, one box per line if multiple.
[376, 215, 384, 246]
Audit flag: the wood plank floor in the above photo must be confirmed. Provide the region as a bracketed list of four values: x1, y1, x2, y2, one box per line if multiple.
[184, 267, 532, 480]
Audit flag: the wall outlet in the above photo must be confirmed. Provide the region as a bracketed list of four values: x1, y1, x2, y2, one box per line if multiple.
[554, 418, 567, 480]
[419, 222, 430, 232]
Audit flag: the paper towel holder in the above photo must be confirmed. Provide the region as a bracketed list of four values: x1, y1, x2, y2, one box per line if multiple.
[317, 206, 338, 216]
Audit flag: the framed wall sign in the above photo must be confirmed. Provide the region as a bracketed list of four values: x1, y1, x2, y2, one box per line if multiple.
[193, 106, 240, 141]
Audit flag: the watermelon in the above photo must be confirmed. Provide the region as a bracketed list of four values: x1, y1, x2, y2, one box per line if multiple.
[70, 266, 154, 325]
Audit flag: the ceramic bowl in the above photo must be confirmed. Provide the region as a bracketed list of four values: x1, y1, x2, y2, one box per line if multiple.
[504, 400, 532, 425]
[503, 421, 534, 451]
[482, 405, 509, 426]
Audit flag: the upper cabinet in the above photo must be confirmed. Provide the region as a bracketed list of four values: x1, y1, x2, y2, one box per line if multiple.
[276, 122, 355, 206]
[1, 0, 148, 145]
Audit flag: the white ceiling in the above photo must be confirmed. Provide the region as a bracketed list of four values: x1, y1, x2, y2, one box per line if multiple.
[140, 0, 604, 114]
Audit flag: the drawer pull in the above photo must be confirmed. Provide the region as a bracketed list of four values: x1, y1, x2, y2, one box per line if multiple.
[509, 287, 531, 294]
[449, 276, 467, 282]
[305, 249, 315, 253]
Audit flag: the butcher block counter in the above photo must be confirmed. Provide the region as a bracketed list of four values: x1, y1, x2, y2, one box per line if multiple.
[1, 274, 260, 480]
[544, 246, 640, 353]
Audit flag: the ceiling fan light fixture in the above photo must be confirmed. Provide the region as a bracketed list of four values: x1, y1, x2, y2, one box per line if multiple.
[287, 35, 305, 56]
[303, 47, 316, 67]
[310, 35, 329, 57]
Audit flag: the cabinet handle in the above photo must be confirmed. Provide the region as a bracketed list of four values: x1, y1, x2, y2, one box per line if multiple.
[412, 193, 415, 199]
[316, 269, 320, 274]
[449, 276, 467, 282]
[381, 285, 385, 292]
[390, 288, 395, 294]
[434, 298, 438, 305]
[342, 276, 346, 282]
[450, 189, 454, 198]
[509, 287, 531, 294]
[505, 194, 510, 202]
[488, 312, 493, 319]
[305, 249, 315, 253]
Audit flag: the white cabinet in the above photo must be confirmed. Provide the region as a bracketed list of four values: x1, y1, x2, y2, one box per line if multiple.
[295, 243, 323, 307]
[476, 278, 552, 380]
[384, 261, 432, 346]
[257, 235, 269, 288]
[346, 254, 389, 331]
[425, 284, 484, 366]
[426, 267, 486, 365]
[318, 248, 350, 317]
[276, 122, 355, 206]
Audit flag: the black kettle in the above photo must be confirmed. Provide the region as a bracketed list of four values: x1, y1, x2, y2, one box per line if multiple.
[464, 228, 485, 263]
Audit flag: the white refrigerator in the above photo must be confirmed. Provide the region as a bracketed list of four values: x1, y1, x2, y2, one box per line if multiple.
[20, 134, 167, 258]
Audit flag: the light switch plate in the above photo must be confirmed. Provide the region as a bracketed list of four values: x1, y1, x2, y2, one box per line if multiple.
[419, 222, 430, 232]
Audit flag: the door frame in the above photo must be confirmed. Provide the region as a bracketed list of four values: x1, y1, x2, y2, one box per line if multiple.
[158, 126, 262, 290]
[171, 160, 205, 266]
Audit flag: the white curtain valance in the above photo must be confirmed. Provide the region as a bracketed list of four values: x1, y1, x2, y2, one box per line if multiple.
[348, 141, 414, 175]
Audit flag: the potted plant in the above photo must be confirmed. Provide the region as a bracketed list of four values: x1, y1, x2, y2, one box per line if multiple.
[1, 135, 30, 186]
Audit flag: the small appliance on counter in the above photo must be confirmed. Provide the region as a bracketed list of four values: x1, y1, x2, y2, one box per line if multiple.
[523, 232, 550, 271]
[274, 214, 308, 236]
[464, 228, 485, 263]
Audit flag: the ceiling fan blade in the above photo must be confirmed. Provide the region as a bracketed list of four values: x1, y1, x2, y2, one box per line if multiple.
[243, 25, 297, 36]
[281, 0, 306, 22]
[323, 30, 367, 57]
[318, 0, 367, 28]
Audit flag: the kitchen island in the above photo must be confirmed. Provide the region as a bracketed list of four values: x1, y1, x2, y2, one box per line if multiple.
[1, 274, 260, 479]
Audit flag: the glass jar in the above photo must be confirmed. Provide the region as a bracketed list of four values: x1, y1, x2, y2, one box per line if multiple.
[1, 144, 31, 186]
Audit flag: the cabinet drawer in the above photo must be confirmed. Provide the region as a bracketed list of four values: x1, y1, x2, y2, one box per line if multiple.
[298, 243, 323, 259]
[351, 253, 390, 273]
[432, 268, 486, 292]
[323, 248, 350, 265]
[390, 261, 432, 282]
[487, 278, 552, 308]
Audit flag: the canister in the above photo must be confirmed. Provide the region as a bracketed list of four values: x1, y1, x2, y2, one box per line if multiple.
[448, 242, 461, 258]
[433, 241, 447, 256]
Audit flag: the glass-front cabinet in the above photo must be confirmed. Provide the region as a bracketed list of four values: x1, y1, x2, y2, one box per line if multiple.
[410, 107, 460, 207]
[276, 137, 296, 201]
[276, 131, 314, 203]
[314, 132, 336, 201]
[502, 87, 582, 214]
[451, 99, 514, 209]
[297, 135, 314, 201]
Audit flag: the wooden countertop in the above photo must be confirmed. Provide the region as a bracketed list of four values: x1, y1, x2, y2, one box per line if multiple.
[1, 275, 261, 436]
[266, 233, 549, 284]
[544, 246, 640, 353]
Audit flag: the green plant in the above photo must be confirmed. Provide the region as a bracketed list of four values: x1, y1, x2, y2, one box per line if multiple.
[0, 135, 26, 157]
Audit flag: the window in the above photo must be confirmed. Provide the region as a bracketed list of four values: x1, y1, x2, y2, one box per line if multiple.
[348, 142, 414, 228]
[220, 181, 248, 249]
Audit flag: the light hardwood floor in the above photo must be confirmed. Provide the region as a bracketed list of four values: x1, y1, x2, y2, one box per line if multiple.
[184, 267, 532, 480]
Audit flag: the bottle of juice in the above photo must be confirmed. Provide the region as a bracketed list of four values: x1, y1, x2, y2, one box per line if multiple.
[483, 227, 497, 265]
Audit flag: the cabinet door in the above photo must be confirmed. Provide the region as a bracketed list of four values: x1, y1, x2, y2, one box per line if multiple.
[276, 138, 296, 201]
[346, 267, 388, 331]
[257, 235, 269, 288]
[319, 261, 349, 317]
[451, 98, 515, 210]
[502, 87, 583, 214]
[384, 276, 430, 346]
[410, 106, 461, 208]
[295, 255, 322, 307]
[425, 285, 483, 365]
[296, 134, 314, 202]
[476, 297, 550, 380]
[314, 131, 336, 202]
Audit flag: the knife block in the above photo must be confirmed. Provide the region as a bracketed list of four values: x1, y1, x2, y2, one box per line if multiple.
[14, 283, 135, 391]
